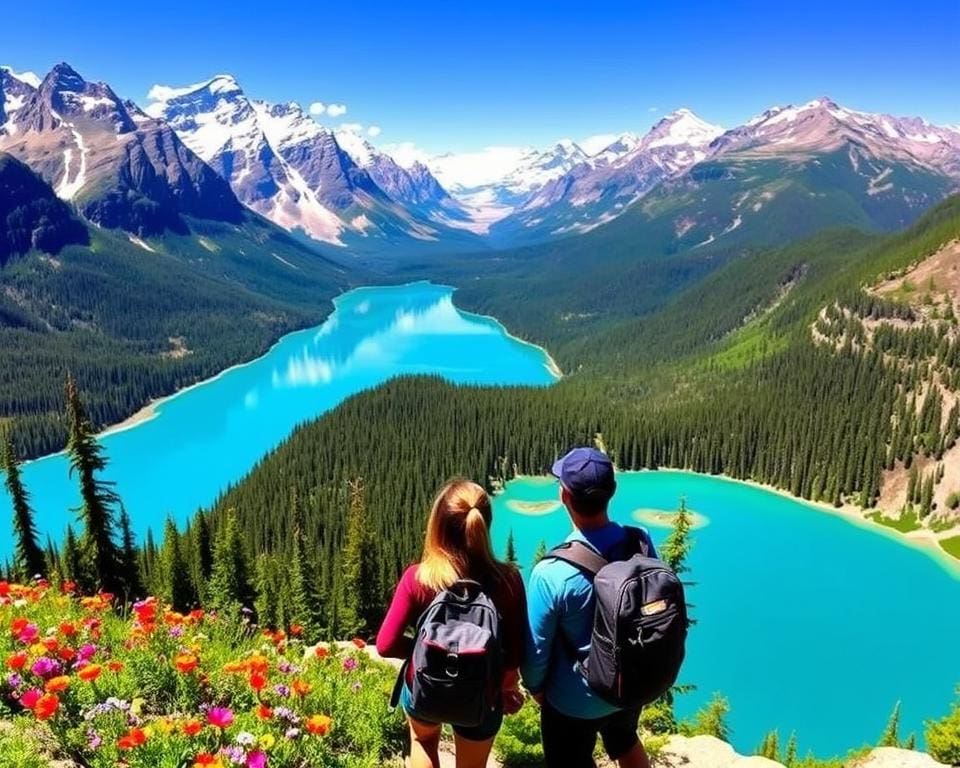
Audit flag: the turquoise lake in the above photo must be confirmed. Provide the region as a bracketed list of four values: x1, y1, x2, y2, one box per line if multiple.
[0, 282, 557, 554]
[3, 280, 959, 756]
[492, 471, 960, 757]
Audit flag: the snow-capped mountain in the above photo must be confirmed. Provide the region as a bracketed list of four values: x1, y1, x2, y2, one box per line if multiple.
[147, 76, 475, 247]
[0, 67, 40, 126]
[715, 97, 960, 176]
[334, 128, 467, 221]
[0, 63, 242, 235]
[494, 109, 724, 239]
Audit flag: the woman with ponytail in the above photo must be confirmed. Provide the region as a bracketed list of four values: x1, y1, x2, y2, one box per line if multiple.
[376, 479, 527, 768]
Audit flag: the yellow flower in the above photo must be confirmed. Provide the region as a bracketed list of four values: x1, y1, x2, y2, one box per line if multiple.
[258, 733, 276, 750]
[131, 698, 145, 716]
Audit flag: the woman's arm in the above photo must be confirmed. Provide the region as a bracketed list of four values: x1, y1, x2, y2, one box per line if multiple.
[375, 566, 419, 659]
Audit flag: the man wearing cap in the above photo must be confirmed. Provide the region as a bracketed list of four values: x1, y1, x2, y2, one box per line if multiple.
[522, 446, 656, 768]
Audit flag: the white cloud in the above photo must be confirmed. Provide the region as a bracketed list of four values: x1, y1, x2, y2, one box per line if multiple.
[309, 101, 326, 115]
[579, 133, 619, 155]
[326, 103, 347, 117]
[367, 125, 382, 137]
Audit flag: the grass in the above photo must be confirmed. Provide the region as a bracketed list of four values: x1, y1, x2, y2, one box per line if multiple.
[940, 535, 960, 560]
[867, 509, 922, 533]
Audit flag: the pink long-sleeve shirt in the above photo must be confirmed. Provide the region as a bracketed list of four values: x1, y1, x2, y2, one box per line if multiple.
[376, 564, 527, 676]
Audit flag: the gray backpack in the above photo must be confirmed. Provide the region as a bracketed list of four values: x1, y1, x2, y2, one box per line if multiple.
[391, 579, 503, 727]
[547, 527, 687, 708]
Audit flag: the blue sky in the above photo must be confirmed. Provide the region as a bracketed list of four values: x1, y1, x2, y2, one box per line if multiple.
[2, 0, 958, 153]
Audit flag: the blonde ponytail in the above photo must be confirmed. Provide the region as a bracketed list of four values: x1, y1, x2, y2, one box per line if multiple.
[417, 480, 514, 592]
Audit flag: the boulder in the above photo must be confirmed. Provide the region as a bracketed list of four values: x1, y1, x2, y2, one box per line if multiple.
[656, 735, 785, 768]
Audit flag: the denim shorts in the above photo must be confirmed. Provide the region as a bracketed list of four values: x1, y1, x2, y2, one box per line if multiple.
[399, 683, 504, 741]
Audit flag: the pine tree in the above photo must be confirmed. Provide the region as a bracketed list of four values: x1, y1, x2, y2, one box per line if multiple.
[254, 555, 281, 630]
[207, 510, 253, 616]
[117, 506, 143, 602]
[505, 529, 519, 566]
[757, 731, 780, 761]
[160, 517, 195, 612]
[64, 375, 123, 594]
[61, 525, 84, 584]
[338, 479, 380, 637]
[880, 701, 901, 747]
[784, 732, 798, 766]
[287, 492, 323, 639]
[661, 497, 694, 576]
[687, 693, 730, 742]
[2, 432, 45, 579]
[533, 539, 548, 567]
[192, 512, 214, 596]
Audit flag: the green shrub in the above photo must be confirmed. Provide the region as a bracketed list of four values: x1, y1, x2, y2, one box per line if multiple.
[495, 700, 544, 767]
[926, 693, 960, 765]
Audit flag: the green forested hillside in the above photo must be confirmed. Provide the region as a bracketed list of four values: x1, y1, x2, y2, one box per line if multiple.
[196, 196, 960, 631]
[0, 173, 359, 457]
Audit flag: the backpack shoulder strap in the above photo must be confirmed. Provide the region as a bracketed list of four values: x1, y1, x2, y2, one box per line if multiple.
[622, 526, 651, 558]
[546, 540, 609, 578]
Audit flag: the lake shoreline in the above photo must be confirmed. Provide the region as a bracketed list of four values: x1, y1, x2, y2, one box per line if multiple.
[645, 468, 960, 575]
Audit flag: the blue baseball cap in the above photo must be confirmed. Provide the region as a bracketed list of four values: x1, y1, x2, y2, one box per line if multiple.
[551, 447, 616, 499]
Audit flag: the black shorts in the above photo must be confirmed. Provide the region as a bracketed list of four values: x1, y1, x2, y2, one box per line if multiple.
[540, 700, 641, 767]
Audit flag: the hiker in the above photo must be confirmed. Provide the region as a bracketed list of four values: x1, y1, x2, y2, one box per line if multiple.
[376, 479, 527, 768]
[523, 447, 685, 768]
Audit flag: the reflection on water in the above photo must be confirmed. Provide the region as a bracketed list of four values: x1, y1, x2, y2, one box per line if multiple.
[0, 282, 557, 557]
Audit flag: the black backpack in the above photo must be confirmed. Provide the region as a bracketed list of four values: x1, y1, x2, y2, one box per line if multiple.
[391, 579, 503, 727]
[547, 527, 687, 709]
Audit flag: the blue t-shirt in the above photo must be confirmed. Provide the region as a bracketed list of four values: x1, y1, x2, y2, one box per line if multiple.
[521, 521, 657, 719]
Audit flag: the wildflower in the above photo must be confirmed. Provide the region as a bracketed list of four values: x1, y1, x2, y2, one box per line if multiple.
[59, 646, 77, 663]
[86, 729, 102, 749]
[306, 714, 331, 736]
[21, 687, 41, 708]
[235, 732, 256, 747]
[314, 645, 329, 659]
[16, 622, 39, 644]
[44, 676, 70, 693]
[289, 623, 303, 636]
[258, 733, 275, 750]
[249, 670, 267, 692]
[193, 753, 220, 767]
[78, 664, 102, 682]
[291, 679, 311, 697]
[77, 643, 97, 661]
[117, 727, 147, 750]
[273, 683, 290, 698]
[108, 660, 124, 673]
[342, 657, 358, 672]
[255, 704, 273, 720]
[284, 727, 300, 740]
[31, 656, 60, 679]
[351, 637, 367, 649]
[34, 693, 59, 720]
[6, 651, 27, 670]
[6, 673, 23, 689]
[207, 707, 235, 729]
[175, 653, 199, 674]
[247, 751, 267, 768]
[183, 719, 203, 736]
[351, 681, 363, 693]
[58, 621, 77, 637]
[223, 745, 246, 765]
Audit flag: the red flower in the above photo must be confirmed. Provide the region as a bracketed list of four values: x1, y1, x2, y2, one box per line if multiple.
[249, 670, 267, 692]
[182, 719, 203, 737]
[193, 754, 218, 767]
[117, 728, 147, 750]
[174, 653, 199, 674]
[78, 664, 102, 682]
[314, 645, 329, 659]
[33, 693, 59, 721]
[306, 714, 332, 735]
[256, 704, 273, 720]
[351, 637, 367, 649]
[289, 623, 303, 636]
[6, 651, 27, 670]
[20, 688, 41, 709]
[58, 621, 77, 637]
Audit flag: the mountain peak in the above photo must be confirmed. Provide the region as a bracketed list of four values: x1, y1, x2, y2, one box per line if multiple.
[646, 108, 723, 149]
[0, 66, 41, 89]
[43, 62, 87, 93]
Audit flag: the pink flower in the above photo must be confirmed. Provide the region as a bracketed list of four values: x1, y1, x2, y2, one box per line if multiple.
[207, 707, 235, 729]
[77, 644, 97, 661]
[20, 687, 41, 709]
[16, 623, 38, 644]
[342, 657, 358, 672]
[247, 751, 267, 768]
[30, 657, 59, 679]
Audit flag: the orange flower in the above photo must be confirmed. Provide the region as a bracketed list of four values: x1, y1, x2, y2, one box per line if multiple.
[78, 664, 102, 682]
[247, 654, 269, 675]
[117, 727, 147, 750]
[292, 678, 312, 697]
[174, 653, 198, 674]
[351, 637, 367, 649]
[306, 714, 332, 736]
[314, 645, 329, 659]
[44, 676, 70, 693]
[182, 719, 203, 737]
[58, 646, 77, 663]
[223, 660, 246, 674]
[34, 693, 59, 720]
[193, 754, 219, 767]
[41, 636, 59, 653]
[108, 660, 124, 673]
[6, 651, 27, 670]
[289, 623, 303, 636]
[256, 704, 273, 720]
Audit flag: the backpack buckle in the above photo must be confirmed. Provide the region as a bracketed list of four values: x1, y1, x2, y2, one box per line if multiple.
[445, 652, 460, 678]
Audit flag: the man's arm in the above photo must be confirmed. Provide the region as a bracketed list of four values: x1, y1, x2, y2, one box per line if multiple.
[521, 562, 560, 699]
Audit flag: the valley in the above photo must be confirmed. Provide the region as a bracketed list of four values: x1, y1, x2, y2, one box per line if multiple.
[3, 48, 960, 765]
